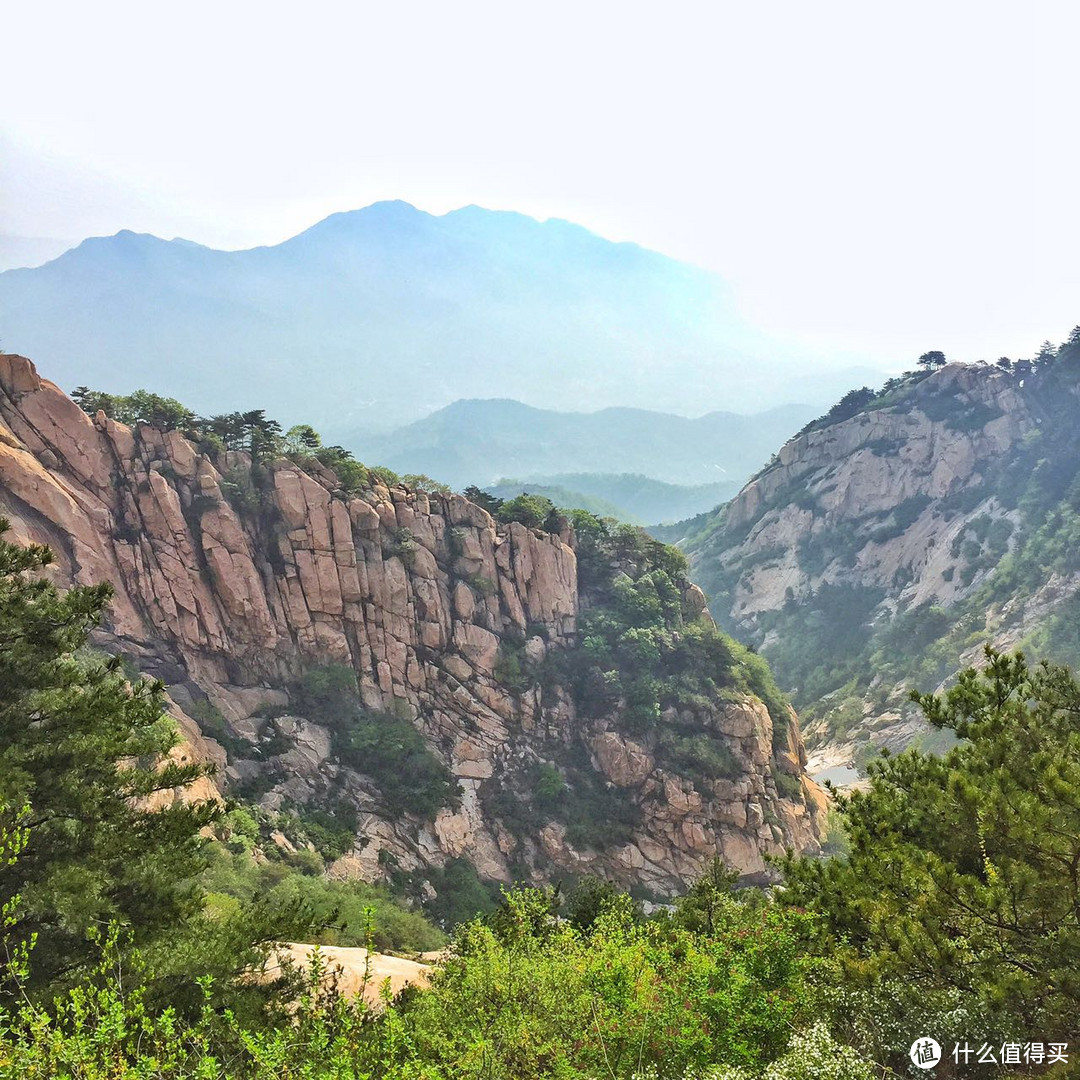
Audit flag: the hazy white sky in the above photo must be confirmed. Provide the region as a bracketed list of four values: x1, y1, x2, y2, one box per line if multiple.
[3, 0, 1078, 367]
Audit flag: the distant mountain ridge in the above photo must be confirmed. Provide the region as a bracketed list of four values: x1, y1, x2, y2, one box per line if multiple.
[352, 397, 818, 494]
[486, 474, 737, 526]
[0, 201, 882, 435]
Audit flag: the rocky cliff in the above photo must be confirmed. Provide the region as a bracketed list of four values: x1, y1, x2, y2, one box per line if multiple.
[681, 358, 1080, 774]
[0, 354, 822, 899]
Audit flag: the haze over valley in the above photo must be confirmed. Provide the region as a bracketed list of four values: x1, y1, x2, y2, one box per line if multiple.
[0, 201, 881, 439]
[5, 2, 1080, 1072]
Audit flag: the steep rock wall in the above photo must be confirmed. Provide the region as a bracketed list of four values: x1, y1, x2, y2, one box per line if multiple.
[685, 361, 1080, 769]
[0, 354, 822, 896]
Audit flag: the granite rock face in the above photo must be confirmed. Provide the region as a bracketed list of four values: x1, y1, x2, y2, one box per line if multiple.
[715, 364, 1034, 617]
[0, 354, 821, 896]
[684, 362, 1080, 769]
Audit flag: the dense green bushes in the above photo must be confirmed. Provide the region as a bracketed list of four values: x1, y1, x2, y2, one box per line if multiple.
[200, 836, 444, 953]
[396, 884, 822, 1079]
[0, 855, 847, 1079]
[3, 512, 1077, 1077]
[0, 522, 233, 1004]
[294, 666, 459, 818]
[783, 648, 1080, 1046]
[0, 878, 855, 1079]
[556, 517, 777, 728]
[480, 750, 642, 854]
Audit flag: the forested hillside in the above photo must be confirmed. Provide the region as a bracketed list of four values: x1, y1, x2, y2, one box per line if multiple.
[678, 337, 1080, 771]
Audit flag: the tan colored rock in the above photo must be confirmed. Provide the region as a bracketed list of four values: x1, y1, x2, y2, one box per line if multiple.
[802, 776, 829, 819]
[452, 581, 476, 620]
[683, 583, 709, 620]
[265, 944, 431, 1006]
[452, 622, 500, 675]
[0, 354, 822, 901]
[590, 731, 653, 787]
[0, 354, 42, 395]
[713, 698, 769, 739]
[348, 497, 381, 532]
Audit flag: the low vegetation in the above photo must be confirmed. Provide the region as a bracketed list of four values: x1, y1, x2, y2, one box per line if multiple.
[201, 816, 445, 953]
[2, 516, 1080, 1075]
[293, 665, 460, 819]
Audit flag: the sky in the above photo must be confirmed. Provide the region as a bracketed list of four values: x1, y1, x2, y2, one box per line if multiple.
[3, 0, 1079, 368]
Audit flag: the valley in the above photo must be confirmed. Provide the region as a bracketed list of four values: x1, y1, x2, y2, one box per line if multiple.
[6, 9, 1079, 1072]
[4, 341, 1080, 1074]
[354, 397, 819, 523]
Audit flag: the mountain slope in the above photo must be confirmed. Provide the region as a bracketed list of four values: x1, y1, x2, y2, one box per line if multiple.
[354, 398, 817, 490]
[0, 234, 74, 272]
[0, 353, 822, 897]
[0, 202, 879, 435]
[678, 350, 1080, 772]
[486, 474, 737, 526]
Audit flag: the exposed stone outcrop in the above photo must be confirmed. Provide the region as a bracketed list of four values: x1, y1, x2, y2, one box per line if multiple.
[716, 365, 1034, 616]
[262, 944, 433, 1006]
[685, 362, 1080, 771]
[0, 354, 821, 896]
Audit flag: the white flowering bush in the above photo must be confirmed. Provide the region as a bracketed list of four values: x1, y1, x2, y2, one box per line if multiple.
[815, 976, 1004, 1068]
[631, 1022, 876, 1080]
[762, 1023, 876, 1080]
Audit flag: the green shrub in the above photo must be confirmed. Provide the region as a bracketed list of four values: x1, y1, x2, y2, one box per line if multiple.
[774, 771, 803, 802]
[221, 465, 261, 514]
[421, 857, 501, 928]
[533, 763, 566, 807]
[493, 641, 531, 692]
[497, 492, 556, 530]
[292, 665, 458, 818]
[335, 711, 459, 818]
[294, 664, 359, 727]
[384, 527, 419, 566]
[656, 730, 739, 780]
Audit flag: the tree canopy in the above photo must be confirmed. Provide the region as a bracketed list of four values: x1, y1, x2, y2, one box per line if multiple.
[0, 523, 308, 1011]
[781, 646, 1080, 1044]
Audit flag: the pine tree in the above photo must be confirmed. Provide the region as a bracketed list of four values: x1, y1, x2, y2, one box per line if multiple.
[781, 647, 1080, 1041]
[0, 521, 220, 997]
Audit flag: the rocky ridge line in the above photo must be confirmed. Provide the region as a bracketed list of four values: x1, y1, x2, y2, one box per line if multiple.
[0, 354, 822, 895]
[685, 361, 1073, 768]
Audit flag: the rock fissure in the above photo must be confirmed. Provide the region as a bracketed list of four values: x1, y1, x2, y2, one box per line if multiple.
[0, 354, 822, 897]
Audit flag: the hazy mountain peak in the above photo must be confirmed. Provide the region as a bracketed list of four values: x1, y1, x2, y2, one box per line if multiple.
[66, 228, 181, 259]
[0, 201, 882, 431]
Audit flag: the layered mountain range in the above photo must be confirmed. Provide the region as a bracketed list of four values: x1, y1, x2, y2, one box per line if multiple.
[0, 202, 878, 437]
[354, 397, 818, 523]
[0, 354, 823, 900]
[674, 353, 1080, 775]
